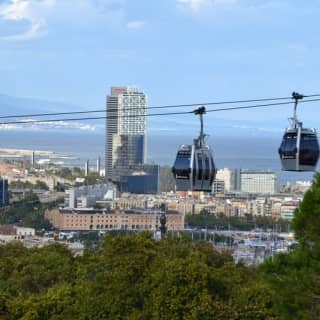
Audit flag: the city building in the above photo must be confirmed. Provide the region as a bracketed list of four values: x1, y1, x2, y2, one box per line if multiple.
[105, 86, 147, 182]
[0, 225, 35, 243]
[120, 164, 160, 194]
[230, 168, 241, 191]
[65, 184, 116, 208]
[240, 170, 278, 194]
[213, 180, 225, 194]
[280, 200, 300, 220]
[215, 168, 232, 192]
[0, 178, 9, 206]
[45, 208, 184, 232]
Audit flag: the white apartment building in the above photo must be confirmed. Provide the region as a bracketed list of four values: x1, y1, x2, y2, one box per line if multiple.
[65, 185, 115, 208]
[240, 171, 278, 194]
[280, 200, 300, 220]
[105, 86, 147, 182]
[215, 168, 232, 192]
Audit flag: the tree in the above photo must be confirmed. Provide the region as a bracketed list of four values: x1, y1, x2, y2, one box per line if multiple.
[261, 173, 320, 319]
[0, 231, 278, 319]
[292, 173, 320, 249]
[34, 180, 49, 191]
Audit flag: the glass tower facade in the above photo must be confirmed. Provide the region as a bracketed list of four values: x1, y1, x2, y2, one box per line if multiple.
[105, 86, 147, 182]
[0, 178, 9, 206]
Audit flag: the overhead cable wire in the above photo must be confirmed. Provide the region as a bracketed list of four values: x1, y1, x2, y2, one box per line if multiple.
[1, 97, 320, 126]
[1, 94, 320, 120]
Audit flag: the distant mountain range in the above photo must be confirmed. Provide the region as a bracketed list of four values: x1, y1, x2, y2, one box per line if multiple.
[0, 94, 101, 132]
[0, 94, 83, 115]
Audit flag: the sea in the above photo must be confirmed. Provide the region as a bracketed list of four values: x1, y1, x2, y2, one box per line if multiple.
[0, 130, 317, 184]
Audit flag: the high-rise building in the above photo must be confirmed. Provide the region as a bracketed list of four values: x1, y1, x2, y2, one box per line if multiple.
[105, 86, 147, 182]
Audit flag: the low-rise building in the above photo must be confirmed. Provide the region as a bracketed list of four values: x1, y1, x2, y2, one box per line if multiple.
[280, 200, 300, 220]
[0, 225, 36, 243]
[45, 208, 184, 232]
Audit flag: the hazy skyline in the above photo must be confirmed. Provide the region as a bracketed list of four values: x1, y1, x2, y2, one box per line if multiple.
[0, 0, 320, 135]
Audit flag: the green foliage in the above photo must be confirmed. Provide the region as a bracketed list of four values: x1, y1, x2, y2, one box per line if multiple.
[0, 202, 52, 230]
[85, 172, 104, 185]
[292, 173, 320, 248]
[34, 180, 49, 191]
[54, 167, 74, 181]
[54, 167, 104, 186]
[260, 173, 320, 319]
[10, 181, 34, 189]
[10, 180, 49, 191]
[0, 233, 278, 319]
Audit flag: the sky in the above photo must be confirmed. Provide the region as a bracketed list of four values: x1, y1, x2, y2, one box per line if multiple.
[0, 0, 320, 137]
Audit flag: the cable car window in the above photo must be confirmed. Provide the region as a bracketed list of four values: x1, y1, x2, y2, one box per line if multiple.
[192, 153, 196, 186]
[204, 156, 210, 180]
[281, 133, 297, 155]
[197, 153, 203, 180]
[173, 151, 191, 178]
[299, 134, 319, 166]
[210, 157, 215, 184]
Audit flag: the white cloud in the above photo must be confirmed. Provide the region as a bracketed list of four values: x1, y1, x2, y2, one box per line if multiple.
[0, 119, 97, 131]
[177, 0, 238, 11]
[0, 0, 55, 40]
[177, 0, 207, 11]
[126, 20, 145, 30]
[0, 0, 144, 41]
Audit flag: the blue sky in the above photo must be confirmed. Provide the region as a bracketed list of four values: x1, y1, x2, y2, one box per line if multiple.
[0, 0, 320, 137]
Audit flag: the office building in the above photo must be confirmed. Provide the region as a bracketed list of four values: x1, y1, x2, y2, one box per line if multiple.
[120, 164, 160, 194]
[240, 170, 278, 194]
[105, 86, 147, 182]
[0, 178, 9, 206]
[230, 168, 241, 191]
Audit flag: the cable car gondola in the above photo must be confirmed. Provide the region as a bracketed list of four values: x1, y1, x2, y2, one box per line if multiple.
[172, 107, 216, 191]
[279, 92, 320, 171]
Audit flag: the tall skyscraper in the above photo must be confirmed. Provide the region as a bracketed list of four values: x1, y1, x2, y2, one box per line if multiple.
[105, 86, 147, 182]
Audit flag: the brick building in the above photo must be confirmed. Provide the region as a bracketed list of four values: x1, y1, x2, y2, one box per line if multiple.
[45, 208, 184, 232]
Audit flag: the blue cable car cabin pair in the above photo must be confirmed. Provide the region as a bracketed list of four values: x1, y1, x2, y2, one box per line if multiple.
[173, 93, 320, 193]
